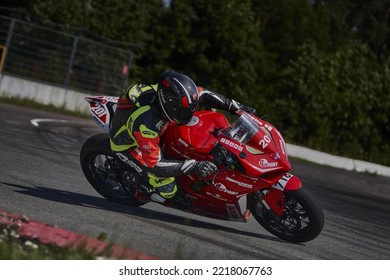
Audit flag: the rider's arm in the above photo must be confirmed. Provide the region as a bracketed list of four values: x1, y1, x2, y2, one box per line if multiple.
[132, 123, 212, 177]
[198, 87, 256, 114]
[132, 128, 216, 178]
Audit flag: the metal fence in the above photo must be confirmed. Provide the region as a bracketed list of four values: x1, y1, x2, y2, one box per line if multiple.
[0, 15, 134, 96]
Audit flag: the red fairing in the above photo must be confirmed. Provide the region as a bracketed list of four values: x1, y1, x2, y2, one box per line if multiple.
[161, 110, 229, 161]
[162, 110, 293, 180]
[231, 113, 291, 178]
[160, 110, 298, 220]
[280, 173, 302, 191]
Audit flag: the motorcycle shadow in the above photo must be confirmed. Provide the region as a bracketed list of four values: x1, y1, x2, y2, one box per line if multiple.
[6, 182, 291, 244]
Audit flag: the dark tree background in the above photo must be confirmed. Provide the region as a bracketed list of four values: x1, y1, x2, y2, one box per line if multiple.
[1, 0, 389, 166]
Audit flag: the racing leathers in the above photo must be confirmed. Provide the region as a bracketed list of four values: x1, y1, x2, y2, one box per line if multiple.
[109, 83, 253, 201]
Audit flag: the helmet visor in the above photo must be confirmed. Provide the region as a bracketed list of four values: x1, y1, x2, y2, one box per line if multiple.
[158, 89, 197, 125]
[171, 105, 196, 125]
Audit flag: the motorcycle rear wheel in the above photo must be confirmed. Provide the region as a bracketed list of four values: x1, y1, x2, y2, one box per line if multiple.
[80, 133, 145, 206]
[248, 187, 324, 242]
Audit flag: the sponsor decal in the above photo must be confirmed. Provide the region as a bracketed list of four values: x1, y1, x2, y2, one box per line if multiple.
[141, 130, 156, 137]
[214, 183, 239, 195]
[142, 144, 151, 150]
[140, 125, 158, 138]
[248, 115, 273, 131]
[115, 153, 142, 173]
[259, 159, 279, 169]
[272, 173, 293, 191]
[248, 115, 263, 126]
[220, 138, 243, 152]
[102, 96, 119, 102]
[279, 139, 286, 155]
[264, 124, 273, 131]
[225, 177, 253, 189]
[205, 192, 229, 202]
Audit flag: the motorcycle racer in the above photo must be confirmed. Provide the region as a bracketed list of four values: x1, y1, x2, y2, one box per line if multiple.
[109, 70, 255, 206]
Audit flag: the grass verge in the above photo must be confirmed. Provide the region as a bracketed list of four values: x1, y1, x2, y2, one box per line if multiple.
[0, 225, 105, 260]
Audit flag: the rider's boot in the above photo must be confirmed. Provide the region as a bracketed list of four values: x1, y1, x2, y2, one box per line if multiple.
[168, 191, 192, 209]
[123, 172, 191, 208]
[135, 192, 192, 209]
[123, 171, 154, 201]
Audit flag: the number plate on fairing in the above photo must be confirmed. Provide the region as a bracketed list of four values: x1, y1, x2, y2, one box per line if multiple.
[272, 173, 297, 191]
[85, 96, 118, 133]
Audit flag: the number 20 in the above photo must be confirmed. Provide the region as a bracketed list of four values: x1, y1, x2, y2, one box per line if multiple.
[259, 135, 271, 149]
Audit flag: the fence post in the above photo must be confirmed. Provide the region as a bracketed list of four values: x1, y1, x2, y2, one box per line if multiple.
[0, 18, 15, 74]
[64, 35, 79, 89]
[0, 46, 6, 75]
[0, 18, 16, 94]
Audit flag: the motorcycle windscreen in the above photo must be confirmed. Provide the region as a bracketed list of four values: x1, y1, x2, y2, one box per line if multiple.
[220, 113, 277, 154]
[220, 113, 258, 143]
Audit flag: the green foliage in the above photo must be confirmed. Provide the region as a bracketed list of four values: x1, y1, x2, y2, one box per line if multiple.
[3, 0, 390, 165]
[322, 0, 390, 61]
[272, 41, 390, 165]
[253, 0, 331, 66]
[156, 0, 271, 106]
[30, 0, 163, 41]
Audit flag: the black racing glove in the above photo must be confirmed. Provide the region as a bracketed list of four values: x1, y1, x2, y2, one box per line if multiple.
[192, 161, 218, 177]
[230, 99, 256, 115]
[182, 160, 218, 178]
[240, 105, 256, 115]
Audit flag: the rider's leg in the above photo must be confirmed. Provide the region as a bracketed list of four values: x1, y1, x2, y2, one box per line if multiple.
[115, 150, 178, 203]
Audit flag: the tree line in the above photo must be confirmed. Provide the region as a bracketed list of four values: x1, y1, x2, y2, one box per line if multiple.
[3, 0, 390, 166]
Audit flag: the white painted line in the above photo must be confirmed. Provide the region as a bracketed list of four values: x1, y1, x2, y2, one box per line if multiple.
[30, 118, 74, 127]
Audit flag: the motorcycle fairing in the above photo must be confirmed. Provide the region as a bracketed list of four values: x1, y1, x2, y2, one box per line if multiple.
[85, 96, 118, 133]
[272, 173, 302, 191]
[216, 112, 291, 177]
[161, 110, 230, 161]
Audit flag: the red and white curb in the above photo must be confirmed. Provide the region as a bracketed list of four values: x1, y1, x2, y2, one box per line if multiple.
[0, 209, 158, 259]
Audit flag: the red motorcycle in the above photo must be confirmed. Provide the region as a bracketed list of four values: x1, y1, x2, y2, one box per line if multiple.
[80, 95, 324, 242]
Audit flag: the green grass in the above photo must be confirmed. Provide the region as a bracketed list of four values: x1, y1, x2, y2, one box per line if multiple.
[0, 226, 104, 260]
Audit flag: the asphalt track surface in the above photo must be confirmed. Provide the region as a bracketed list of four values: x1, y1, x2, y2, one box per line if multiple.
[0, 101, 389, 260]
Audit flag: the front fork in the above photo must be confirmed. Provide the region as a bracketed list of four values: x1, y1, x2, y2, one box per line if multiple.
[253, 173, 302, 217]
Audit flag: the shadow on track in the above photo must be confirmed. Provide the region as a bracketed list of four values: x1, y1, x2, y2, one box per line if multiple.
[2, 181, 291, 244]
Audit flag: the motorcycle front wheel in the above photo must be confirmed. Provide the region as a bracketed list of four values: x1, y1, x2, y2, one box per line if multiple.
[80, 133, 145, 206]
[248, 187, 324, 242]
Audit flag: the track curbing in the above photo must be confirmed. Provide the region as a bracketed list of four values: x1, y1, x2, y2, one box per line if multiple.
[0, 209, 158, 259]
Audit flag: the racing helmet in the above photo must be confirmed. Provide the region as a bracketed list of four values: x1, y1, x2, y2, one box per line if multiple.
[157, 70, 199, 125]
